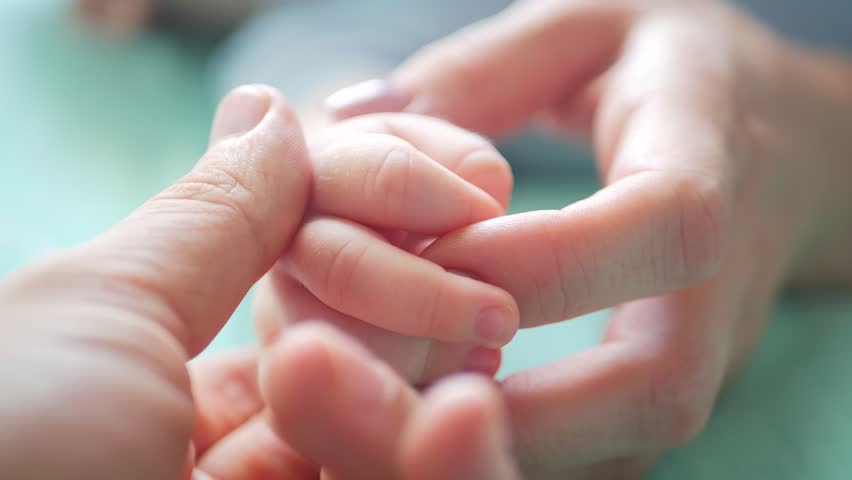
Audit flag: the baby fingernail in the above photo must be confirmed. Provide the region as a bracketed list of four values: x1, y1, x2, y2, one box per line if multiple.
[463, 347, 502, 376]
[476, 307, 517, 346]
[324, 79, 412, 120]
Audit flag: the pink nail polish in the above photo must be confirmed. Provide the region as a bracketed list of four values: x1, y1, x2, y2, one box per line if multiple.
[475, 307, 516, 347]
[463, 347, 502, 376]
[324, 79, 412, 120]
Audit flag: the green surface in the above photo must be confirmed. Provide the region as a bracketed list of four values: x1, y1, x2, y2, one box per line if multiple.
[0, 1, 255, 350]
[3, 3, 852, 478]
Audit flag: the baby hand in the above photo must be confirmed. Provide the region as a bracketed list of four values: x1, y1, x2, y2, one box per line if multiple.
[254, 113, 520, 384]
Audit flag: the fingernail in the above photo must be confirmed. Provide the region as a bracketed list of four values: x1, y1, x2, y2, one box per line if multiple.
[463, 347, 502, 376]
[210, 85, 273, 145]
[476, 307, 517, 347]
[324, 79, 412, 120]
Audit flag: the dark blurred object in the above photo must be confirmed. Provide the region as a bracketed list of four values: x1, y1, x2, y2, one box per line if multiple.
[737, 0, 852, 50]
[75, 0, 152, 37]
[75, 0, 266, 38]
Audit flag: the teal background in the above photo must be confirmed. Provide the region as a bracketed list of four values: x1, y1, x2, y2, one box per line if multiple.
[2, 2, 852, 478]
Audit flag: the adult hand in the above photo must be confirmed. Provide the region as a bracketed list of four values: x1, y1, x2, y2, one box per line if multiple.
[324, 0, 852, 477]
[0, 85, 312, 480]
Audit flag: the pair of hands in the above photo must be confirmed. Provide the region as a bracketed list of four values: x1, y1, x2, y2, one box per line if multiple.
[1, 84, 518, 479]
[5, 0, 852, 479]
[281, 0, 852, 477]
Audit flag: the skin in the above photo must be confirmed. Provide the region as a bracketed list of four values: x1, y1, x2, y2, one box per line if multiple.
[0, 86, 519, 480]
[9, 0, 852, 478]
[262, 0, 852, 478]
[255, 113, 519, 384]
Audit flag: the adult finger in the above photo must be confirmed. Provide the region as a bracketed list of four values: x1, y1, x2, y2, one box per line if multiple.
[422, 14, 736, 328]
[501, 290, 732, 473]
[538, 75, 608, 139]
[73, 85, 311, 356]
[326, 1, 638, 136]
[261, 323, 419, 480]
[254, 274, 502, 383]
[423, 169, 725, 328]
[400, 376, 521, 480]
[505, 234, 778, 474]
[284, 216, 519, 346]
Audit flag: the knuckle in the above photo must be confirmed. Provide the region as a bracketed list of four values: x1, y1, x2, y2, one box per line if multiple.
[667, 173, 725, 284]
[456, 146, 514, 207]
[558, 214, 597, 313]
[321, 238, 370, 310]
[543, 211, 582, 320]
[637, 350, 715, 448]
[501, 374, 554, 470]
[421, 38, 480, 84]
[368, 145, 419, 221]
[158, 161, 262, 246]
[413, 279, 445, 338]
[503, 370, 588, 474]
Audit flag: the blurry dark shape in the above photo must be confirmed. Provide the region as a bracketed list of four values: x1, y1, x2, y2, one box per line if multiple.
[156, 0, 268, 37]
[75, 0, 266, 39]
[75, 0, 153, 37]
[736, 0, 852, 50]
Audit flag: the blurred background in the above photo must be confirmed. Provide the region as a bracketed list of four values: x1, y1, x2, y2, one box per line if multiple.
[1, 1, 851, 478]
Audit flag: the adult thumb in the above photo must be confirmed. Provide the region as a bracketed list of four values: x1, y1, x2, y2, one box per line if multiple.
[325, 2, 634, 137]
[80, 85, 312, 356]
